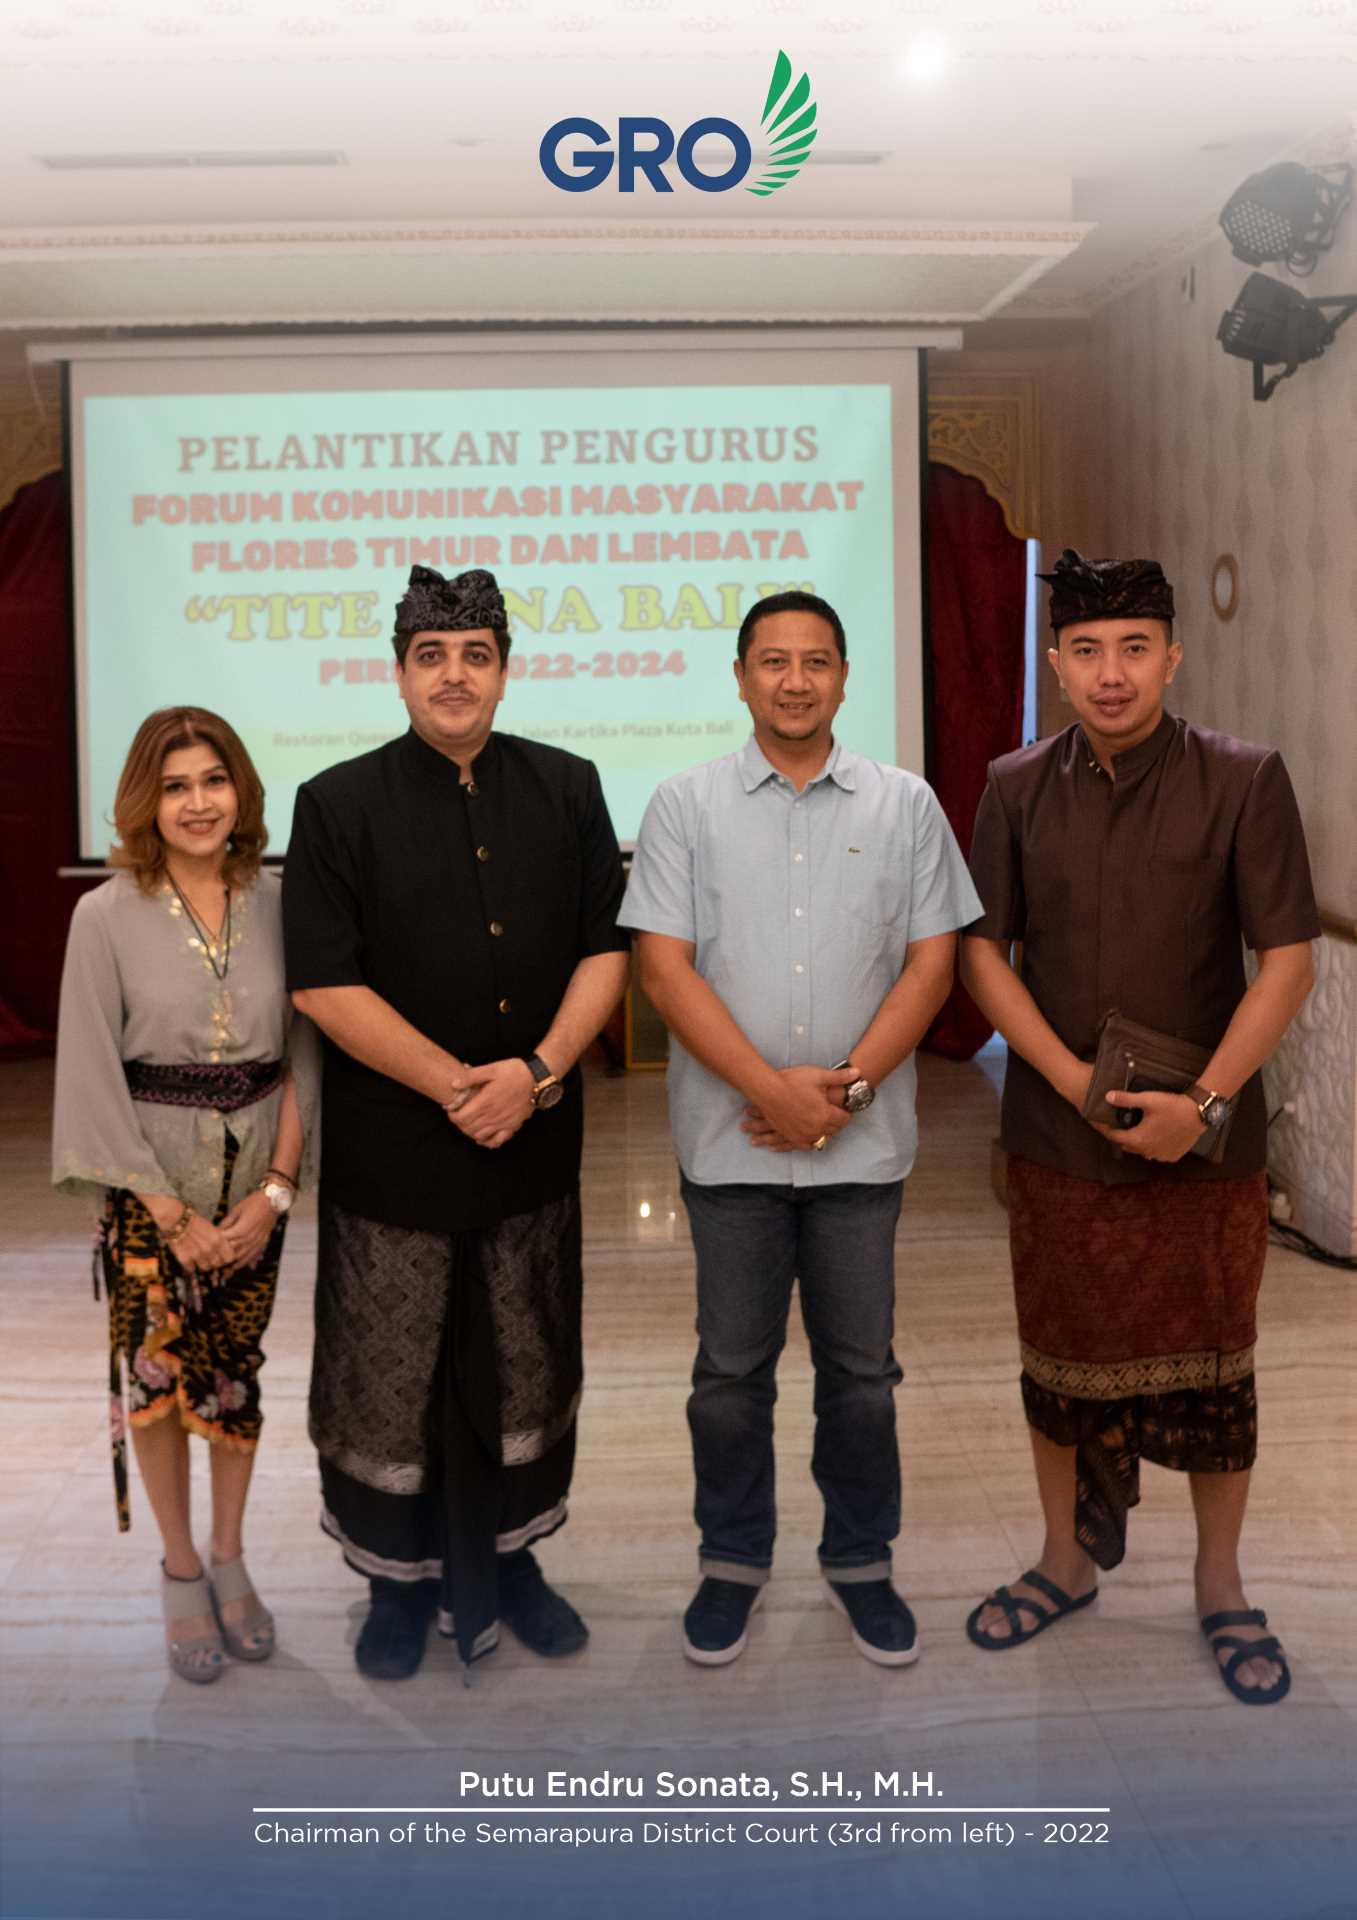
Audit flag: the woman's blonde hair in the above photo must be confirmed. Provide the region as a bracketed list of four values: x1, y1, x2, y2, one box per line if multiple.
[109, 707, 267, 892]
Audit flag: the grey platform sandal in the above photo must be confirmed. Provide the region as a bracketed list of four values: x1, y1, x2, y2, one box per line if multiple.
[161, 1564, 226, 1684]
[209, 1554, 276, 1661]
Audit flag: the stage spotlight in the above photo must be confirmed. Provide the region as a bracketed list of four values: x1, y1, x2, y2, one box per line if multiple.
[1216, 271, 1357, 401]
[1219, 162, 1353, 276]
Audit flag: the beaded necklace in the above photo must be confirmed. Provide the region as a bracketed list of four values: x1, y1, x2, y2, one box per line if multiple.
[169, 877, 232, 982]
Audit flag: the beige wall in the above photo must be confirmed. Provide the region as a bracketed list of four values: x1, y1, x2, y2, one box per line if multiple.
[1046, 200, 1357, 920]
[944, 190, 1357, 915]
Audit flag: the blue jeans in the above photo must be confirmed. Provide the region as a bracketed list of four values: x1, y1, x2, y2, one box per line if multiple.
[680, 1176, 905, 1585]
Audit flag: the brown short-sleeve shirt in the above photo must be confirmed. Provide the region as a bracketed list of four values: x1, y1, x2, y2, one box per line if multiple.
[966, 712, 1320, 1185]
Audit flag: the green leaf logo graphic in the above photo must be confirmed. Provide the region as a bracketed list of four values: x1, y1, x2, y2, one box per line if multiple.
[747, 49, 817, 197]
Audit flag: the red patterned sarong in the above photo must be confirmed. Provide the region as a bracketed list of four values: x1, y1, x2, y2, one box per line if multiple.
[1007, 1157, 1268, 1566]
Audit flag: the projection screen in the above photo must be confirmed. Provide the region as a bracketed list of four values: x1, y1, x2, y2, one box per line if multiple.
[47, 329, 948, 855]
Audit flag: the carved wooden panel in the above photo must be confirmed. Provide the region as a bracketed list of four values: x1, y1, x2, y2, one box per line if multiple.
[927, 371, 1039, 541]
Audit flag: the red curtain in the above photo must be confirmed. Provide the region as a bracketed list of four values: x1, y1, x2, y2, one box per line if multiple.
[920, 464, 1027, 1061]
[0, 471, 98, 1058]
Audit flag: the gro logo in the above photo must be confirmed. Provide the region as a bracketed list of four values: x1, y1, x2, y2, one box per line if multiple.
[539, 51, 817, 197]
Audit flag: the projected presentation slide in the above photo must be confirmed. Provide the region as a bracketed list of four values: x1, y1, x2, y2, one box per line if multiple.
[64, 335, 928, 853]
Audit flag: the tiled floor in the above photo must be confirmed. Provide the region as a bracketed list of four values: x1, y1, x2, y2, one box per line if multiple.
[2, 1047, 1353, 1920]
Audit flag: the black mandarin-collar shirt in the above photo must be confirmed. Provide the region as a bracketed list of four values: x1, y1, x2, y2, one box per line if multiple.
[283, 727, 629, 1231]
[966, 712, 1320, 1186]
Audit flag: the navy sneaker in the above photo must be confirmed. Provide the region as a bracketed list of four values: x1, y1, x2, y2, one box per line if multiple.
[827, 1579, 919, 1667]
[682, 1577, 764, 1666]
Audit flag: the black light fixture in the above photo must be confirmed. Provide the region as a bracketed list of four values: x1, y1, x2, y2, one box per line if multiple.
[1220, 161, 1353, 276]
[1216, 271, 1357, 401]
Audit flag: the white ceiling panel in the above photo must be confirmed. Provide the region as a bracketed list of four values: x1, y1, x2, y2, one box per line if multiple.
[0, 0, 1353, 335]
[0, 224, 1089, 326]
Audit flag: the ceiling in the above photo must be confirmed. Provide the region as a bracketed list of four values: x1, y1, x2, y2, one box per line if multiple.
[0, 0, 1353, 339]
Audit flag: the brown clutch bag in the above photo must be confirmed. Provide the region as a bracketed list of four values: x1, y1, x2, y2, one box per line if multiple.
[1080, 1009, 1232, 1164]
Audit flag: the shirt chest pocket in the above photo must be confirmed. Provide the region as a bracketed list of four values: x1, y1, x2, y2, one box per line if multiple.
[836, 844, 909, 933]
[1138, 855, 1228, 998]
[1145, 854, 1225, 909]
[1151, 852, 1236, 956]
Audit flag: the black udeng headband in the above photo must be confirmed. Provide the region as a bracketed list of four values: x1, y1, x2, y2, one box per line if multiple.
[394, 564, 507, 635]
[1037, 548, 1176, 630]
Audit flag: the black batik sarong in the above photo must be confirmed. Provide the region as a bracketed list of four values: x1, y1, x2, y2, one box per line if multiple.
[1022, 1372, 1259, 1570]
[309, 1190, 582, 1665]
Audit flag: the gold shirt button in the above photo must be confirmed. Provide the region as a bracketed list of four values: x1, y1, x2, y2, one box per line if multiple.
[498, 997, 512, 1014]
[466, 783, 479, 796]
[476, 845, 491, 862]
[489, 921, 504, 937]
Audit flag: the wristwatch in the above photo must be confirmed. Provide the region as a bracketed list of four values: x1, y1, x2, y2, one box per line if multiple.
[1187, 1084, 1233, 1131]
[831, 1058, 876, 1115]
[258, 1179, 295, 1215]
[527, 1053, 564, 1111]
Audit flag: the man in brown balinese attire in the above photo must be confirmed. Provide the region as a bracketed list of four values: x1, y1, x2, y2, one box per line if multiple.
[961, 549, 1318, 1705]
[285, 566, 628, 1678]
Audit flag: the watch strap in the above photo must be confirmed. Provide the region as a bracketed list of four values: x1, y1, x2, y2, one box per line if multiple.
[527, 1053, 562, 1110]
[1187, 1083, 1229, 1124]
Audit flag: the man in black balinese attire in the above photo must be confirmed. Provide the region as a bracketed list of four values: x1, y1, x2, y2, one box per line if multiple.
[285, 566, 629, 1678]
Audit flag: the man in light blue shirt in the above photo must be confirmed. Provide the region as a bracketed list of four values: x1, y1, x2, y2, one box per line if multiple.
[620, 590, 981, 1670]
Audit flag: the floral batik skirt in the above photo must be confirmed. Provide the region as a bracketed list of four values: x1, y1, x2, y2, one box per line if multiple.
[98, 1129, 284, 1531]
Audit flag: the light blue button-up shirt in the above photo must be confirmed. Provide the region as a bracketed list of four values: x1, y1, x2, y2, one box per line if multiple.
[619, 736, 983, 1187]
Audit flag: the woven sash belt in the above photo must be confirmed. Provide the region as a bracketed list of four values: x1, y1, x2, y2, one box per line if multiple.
[124, 1059, 283, 1113]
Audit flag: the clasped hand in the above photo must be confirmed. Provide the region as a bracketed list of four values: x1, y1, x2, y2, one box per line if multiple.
[445, 1057, 537, 1150]
[741, 1065, 859, 1154]
[159, 1209, 236, 1275]
[147, 1192, 271, 1279]
[1096, 1087, 1206, 1162]
[217, 1190, 279, 1273]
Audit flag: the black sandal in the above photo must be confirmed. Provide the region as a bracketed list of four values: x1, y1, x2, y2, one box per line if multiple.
[966, 1568, 1098, 1650]
[1199, 1608, 1291, 1706]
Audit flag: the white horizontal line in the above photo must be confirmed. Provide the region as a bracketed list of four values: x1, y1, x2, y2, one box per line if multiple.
[253, 1806, 1112, 1816]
